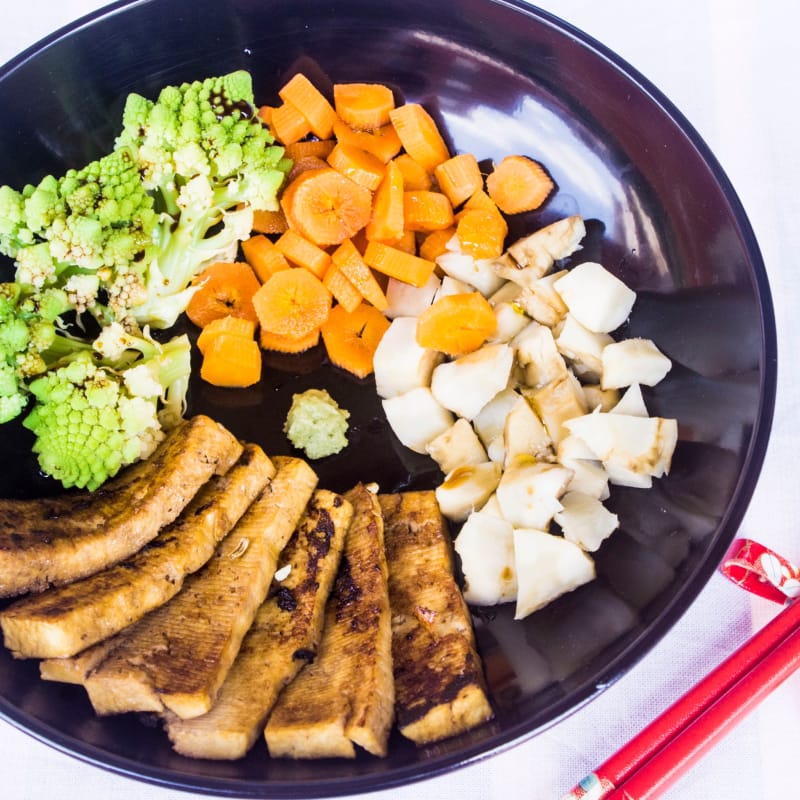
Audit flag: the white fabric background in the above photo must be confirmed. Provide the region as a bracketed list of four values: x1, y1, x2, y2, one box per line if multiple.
[1, 2, 799, 798]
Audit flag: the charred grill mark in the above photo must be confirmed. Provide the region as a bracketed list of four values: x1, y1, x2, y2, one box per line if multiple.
[274, 586, 297, 612]
[292, 648, 316, 663]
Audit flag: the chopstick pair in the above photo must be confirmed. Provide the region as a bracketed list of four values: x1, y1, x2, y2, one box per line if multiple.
[561, 540, 800, 800]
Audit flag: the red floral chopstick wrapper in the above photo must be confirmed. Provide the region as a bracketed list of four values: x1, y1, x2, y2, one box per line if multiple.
[558, 538, 800, 800]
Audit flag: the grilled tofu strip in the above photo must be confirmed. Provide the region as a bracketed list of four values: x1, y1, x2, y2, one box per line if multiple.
[40, 638, 119, 685]
[0, 415, 242, 598]
[264, 483, 394, 759]
[1, 445, 275, 659]
[83, 456, 317, 719]
[165, 488, 353, 760]
[379, 491, 493, 745]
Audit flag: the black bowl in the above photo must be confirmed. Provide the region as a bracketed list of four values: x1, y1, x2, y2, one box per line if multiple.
[0, 0, 776, 796]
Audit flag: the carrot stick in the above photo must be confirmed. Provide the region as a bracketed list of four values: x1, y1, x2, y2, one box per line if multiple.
[392, 154, 432, 191]
[320, 302, 390, 378]
[280, 167, 373, 246]
[387, 228, 417, 255]
[327, 142, 386, 191]
[331, 239, 389, 311]
[322, 264, 363, 314]
[284, 139, 336, 162]
[279, 73, 338, 140]
[415, 291, 497, 356]
[270, 101, 312, 146]
[333, 120, 403, 163]
[434, 153, 484, 208]
[388, 103, 450, 173]
[252, 208, 289, 235]
[252, 267, 332, 338]
[241, 234, 292, 282]
[274, 230, 332, 279]
[486, 154, 555, 214]
[363, 240, 436, 287]
[365, 159, 404, 243]
[402, 190, 454, 232]
[456, 207, 508, 259]
[419, 227, 457, 262]
[196, 315, 257, 356]
[286, 155, 330, 183]
[333, 83, 395, 131]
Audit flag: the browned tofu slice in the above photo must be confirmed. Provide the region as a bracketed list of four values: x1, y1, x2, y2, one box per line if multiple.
[40, 638, 119, 685]
[379, 491, 493, 744]
[264, 484, 394, 759]
[165, 488, 353, 759]
[83, 456, 317, 719]
[0, 415, 243, 598]
[1, 445, 275, 659]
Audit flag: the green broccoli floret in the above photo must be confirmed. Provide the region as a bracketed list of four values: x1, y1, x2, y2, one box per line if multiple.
[22, 330, 191, 490]
[115, 70, 291, 328]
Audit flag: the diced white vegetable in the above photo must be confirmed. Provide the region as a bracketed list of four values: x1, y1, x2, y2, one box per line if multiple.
[527, 371, 588, 444]
[582, 384, 621, 412]
[382, 387, 454, 454]
[516, 269, 569, 328]
[454, 510, 517, 606]
[433, 274, 474, 300]
[473, 388, 520, 449]
[436, 251, 505, 297]
[564, 411, 678, 482]
[502, 396, 552, 466]
[610, 383, 648, 417]
[557, 435, 610, 500]
[480, 492, 505, 519]
[556, 314, 614, 378]
[435, 461, 503, 522]
[513, 528, 595, 619]
[384, 272, 441, 319]
[373, 317, 444, 399]
[553, 261, 636, 333]
[554, 491, 619, 551]
[488, 280, 522, 307]
[512, 321, 569, 388]
[495, 457, 573, 530]
[425, 417, 488, 475]
[430, 343, 514, 420]
[488, 300, 531, 343]
[601, 338, 672, 389]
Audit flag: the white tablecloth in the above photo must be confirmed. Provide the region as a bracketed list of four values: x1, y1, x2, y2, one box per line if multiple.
[1, 2, 798, 798]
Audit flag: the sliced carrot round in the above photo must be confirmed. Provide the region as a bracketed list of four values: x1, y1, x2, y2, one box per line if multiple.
[416, 292, 497, 356]
[486, 155, 555, 214]
[252, 267, 332, 338]
[280, 167, 373, 246]
[185, 261, 261, 329]
[196, 315, 256, 355]
[320, 302, 390, 378]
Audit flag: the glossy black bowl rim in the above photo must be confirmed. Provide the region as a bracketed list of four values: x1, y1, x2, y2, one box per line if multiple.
[0, 0, 778, 796]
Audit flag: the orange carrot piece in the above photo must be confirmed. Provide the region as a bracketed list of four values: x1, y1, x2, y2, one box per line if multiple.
[200, 333, 262, 388]
[332, 120, 403, 163]
[322, 264, 363, 314]
[241, 234, 292, 282]
[365, 159, 404, 242]
[320, 302, 390, 378]
[331, 239, 388, 311]
[326, 143, 385, 191]
[486, 155, 555, 214]
[287, 155, 330, 182]
[456, 207, 508, 260]
[434, 153, 484, 208]
[402, 190, 454, 232]
[284, 138, 336, 162]
[252, 208, 289, 235]
[388, 229, 417, 255]
[259, 326, 321, 354]
[280, 167, 373, 246]
[258, 106, 276, 134]
[333, 83, 395, 131]
[419, 227, 457, 262]
[185, 261, 261, 328]
[363, 241, 435, 287]
[388, 103, 450, 173]
[461, 187, 500, 214]
[274, 229, 332, 279]
[279, 73, 337, 139]
[392, 154, 432, 191]
[196, 315, 256, 356]
[252, 267, 332, 338]
[271, 101, 312, 146]
[416, 292, 497, 356]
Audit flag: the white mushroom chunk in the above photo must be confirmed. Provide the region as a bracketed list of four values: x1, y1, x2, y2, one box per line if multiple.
[601, 338, 672, 389]
[516, 269, 569, 328]
[435, 461, 503, 522]
[502, 395, 553, 467]
[503, 215, 586, 282]
[610, 383, 649, 417]
[495, 456, 573, 530]
[512, 321, 569, 389]
[384, 272, 441, 319]
[513, 528, 595, 619]
[436, 251, 505, 297]
[527, 371, 588, 445]
[373, 317, 444, 399]
[553, 261, 636, 333]
[382, 387, 454, 454]
[554, 491, 619, 552]
[425, 417, 488, 475]
[454, 510, 517, 606]
[556, 313, 614, 379]
[557, 435, 610, 500]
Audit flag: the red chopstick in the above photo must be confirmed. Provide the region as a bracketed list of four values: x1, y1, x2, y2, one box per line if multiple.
[560, 596, 800, 800]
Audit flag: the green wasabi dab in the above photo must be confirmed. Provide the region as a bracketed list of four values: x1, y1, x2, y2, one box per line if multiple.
[283, 388, 350, 460]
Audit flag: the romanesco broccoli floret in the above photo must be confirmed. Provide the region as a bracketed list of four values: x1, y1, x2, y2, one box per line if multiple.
[22, 330, 191, 490]
[115, 70, 291, 328]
